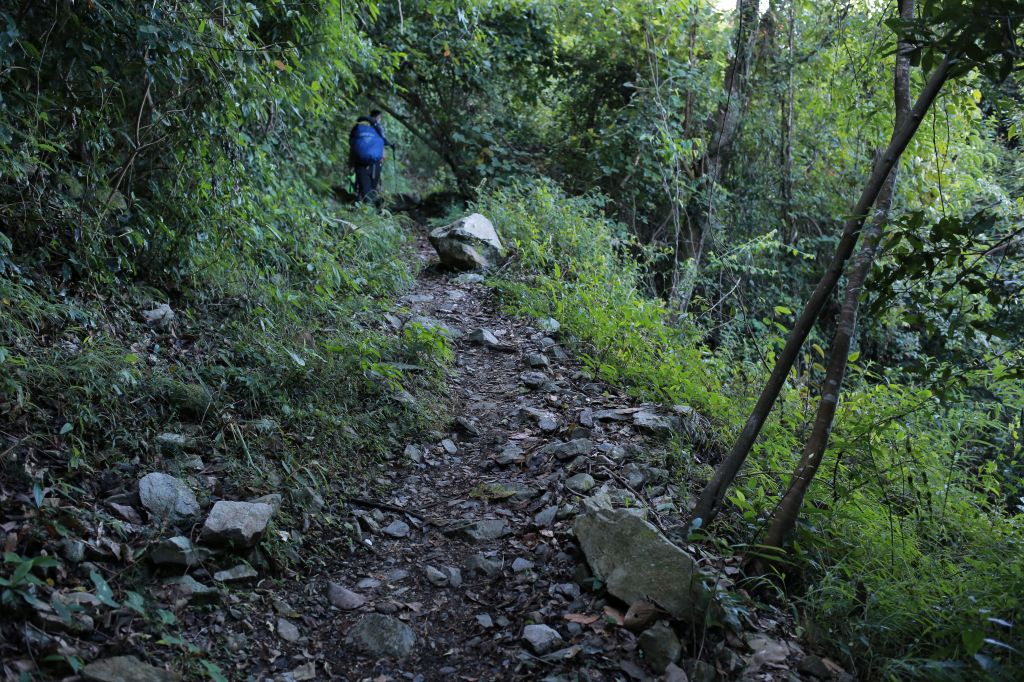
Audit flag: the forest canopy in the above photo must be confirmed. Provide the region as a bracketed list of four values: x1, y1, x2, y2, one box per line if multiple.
[1, 0, 1023, 679]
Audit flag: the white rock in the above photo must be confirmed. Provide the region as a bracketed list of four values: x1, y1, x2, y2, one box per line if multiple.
[429, 213, 504, 270]
[200, 501, 274, 548]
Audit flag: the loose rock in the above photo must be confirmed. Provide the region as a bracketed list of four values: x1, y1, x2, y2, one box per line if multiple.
[327, 582, 366, 610]
[525, 352, 549, 368]
[277, 618, 300, 643]
[382, 520, 410, 538]
[200, 500, 274, 549]
[565, 473, 596, 493]
[425, 565, 449, 586]
[534, 506, 558, 528]
[522, 623, 562, 654]
[798, 654, 834, 679]
[346, 614, 416, 659]
[515, 407, 559, 433]
[150, 536, 205, 567]
[465, 553, 503, 576]
[638, 622, 682, 672]
[448, 519, 510, 542]
[162, 575, 218, 605]
[537, 317, 560, 333]
[632, 410, 681, 438]
[138, 473, 200, 524]
[469, 328, 500, 347]
[213, 564, 257, 583]
[142, 304, 175, 330]
[540, 439, 592, 461]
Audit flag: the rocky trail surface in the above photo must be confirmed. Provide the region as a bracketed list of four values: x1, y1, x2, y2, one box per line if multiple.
[172, 231, 840, 682]
[3, 222, 850, 682]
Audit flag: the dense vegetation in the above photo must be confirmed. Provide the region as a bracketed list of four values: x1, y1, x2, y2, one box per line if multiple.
[2, 0, 1022, 679]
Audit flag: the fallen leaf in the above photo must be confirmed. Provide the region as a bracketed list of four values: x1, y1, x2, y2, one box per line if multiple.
[623, 599, 659, 632]
[603, 605, 625, 626]
[564, 613, 600, 625]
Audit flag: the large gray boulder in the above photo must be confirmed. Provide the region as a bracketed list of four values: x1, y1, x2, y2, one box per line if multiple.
[573, 508, 715, 622]
[429, 213, 504, 270]
[138, 473, 200, 524]
[200, 500, 274, 548]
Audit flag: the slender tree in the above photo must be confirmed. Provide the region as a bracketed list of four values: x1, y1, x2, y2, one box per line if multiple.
[762, 0, 915, 549]
[690, 0, 1023, 528]
[678, 0, 761, 311]
[688, 55, 954, 528]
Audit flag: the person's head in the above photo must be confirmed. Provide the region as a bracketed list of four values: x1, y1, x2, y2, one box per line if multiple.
[370, 109, 382, 122]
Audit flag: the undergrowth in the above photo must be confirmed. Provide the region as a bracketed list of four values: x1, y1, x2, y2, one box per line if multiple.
[480, 181, 1024, 680]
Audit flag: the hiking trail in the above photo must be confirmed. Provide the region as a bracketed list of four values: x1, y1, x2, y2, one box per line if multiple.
[181, 230, 832, 682]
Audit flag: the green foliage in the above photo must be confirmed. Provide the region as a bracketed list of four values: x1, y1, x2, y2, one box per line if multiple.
[0, 552, 59, 611]
[357, 0, 557, 193]
[486, 180, 1024, 679]
[0, 0, 375, 281]
[480, 181, 729, 420]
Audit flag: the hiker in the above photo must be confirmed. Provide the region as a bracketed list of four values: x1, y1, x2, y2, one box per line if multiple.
[349, 115, 385, 202]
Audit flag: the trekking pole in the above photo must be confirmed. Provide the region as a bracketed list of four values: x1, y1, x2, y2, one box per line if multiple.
[390, 151, 398, 195]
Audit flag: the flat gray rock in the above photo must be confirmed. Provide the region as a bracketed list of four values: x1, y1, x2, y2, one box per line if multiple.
[155, 432, 195, 453]
[277, 618, 300, 642]
[515, 407, 559, 433]
[82, 656, 180, 682]
[565, 473, 596, 493]
[525, 352, 549, 368]
[534, 506, 558, 527]
[573, 508, 714, 622]
[537, 317, 560, 333]
[200, 500, 274, 549]
[327, 582, 366, 610]
[406, 315, 460, 339]
[520, 371, 549, 389]
[138, 473, 200, 524]
[346, 614, 416, 659]
[452, 273, 485, 284]
[425, 565, 448, 586]
[469, 328, 500, 347]
[465, 553, 502, 576]
[213, 564, 258, 583]
[632, 410, 681, 437]
[162, 575, 218, 604]
[448, 519, 511, 542]
[382, 520, 410, 538]
[540, 439, 592, 461]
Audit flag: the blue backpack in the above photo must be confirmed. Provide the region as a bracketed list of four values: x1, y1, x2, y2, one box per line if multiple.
[350, 122, 384, 164]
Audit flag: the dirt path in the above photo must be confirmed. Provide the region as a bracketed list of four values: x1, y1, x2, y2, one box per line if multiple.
[200, 236, 825, 682]
[322, 238, 656, 680]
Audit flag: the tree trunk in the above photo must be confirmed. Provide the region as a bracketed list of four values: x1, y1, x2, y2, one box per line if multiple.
[677, 0, 760, 311]
[779, 0, 795, 236]
[689, 47, 951, 529]
[762, 0, 915, 548]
